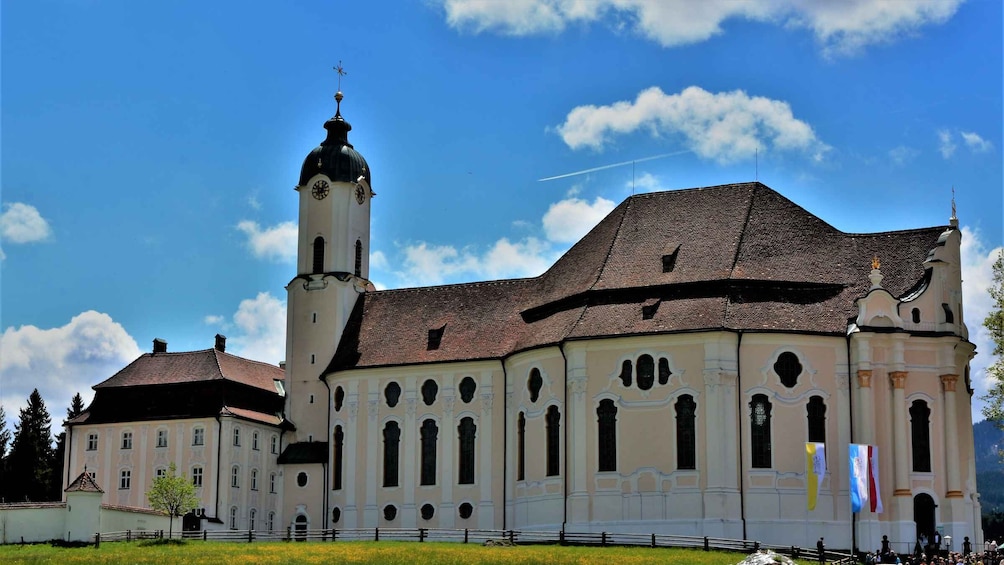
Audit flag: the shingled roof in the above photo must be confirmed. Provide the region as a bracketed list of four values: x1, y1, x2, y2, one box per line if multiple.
[94, 348, 283, 393]
[330, 183, 947, 371]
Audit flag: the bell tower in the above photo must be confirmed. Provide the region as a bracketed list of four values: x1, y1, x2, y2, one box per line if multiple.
[284, 82, 373, 447]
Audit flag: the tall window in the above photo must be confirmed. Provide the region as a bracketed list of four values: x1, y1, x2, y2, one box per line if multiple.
[458, 417, 476, 484]
[546, 405, 560, 476]
[231, 465, 240, 488]
[420, 419, 438, 486]
[517, 412, 526, 481]
[156, 429, 168, 448]
[249, 509, 256, 531]
[597, 399, 618, 472]
[192, 466, 203, 487]
[121, 431, 132, 449]
[383, 421, 400, 487]
[528, 369, 543, 402]
[87, 433, 98, 451]
[251, 469, 259, 491]
[233, 427, 241, 446]
[270, 472, 276, 493]
[230, 507, 238, 530]
[910, 399, 932, 472]
[354, 240, 363, 277]
[807, 396, 827, 443]
[750, 394, 772, 468]
[333, 425, 344, 490]
[271, 435, 278, 454]
[675, 394, 697, 470]
[636, 354, 655, 390]
[252, 431, 259, 451]
[120, 469, 131, 490]
[313, 236, 325, 274]
[193, 427, 205, 446]
[267, 512, 275, 532]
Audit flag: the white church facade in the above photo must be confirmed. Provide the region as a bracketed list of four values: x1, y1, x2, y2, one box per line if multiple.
[62, 90, 982, 552]
[277, 91, 982, 552]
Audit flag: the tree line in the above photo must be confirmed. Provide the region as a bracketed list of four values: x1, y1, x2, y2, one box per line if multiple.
[0, 389, 84, 503]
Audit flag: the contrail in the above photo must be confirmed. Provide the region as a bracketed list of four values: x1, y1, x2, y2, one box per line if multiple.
[537, 150, 691, 182]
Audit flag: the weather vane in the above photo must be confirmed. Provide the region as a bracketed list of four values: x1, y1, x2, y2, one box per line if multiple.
[334, 61, 347, 92]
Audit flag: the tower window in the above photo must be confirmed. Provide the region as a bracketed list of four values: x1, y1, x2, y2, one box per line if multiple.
[807, 396, 827, 444]
[420, 419, 438, 486]
[675, 394, 697, 470]
[313, 236, 325, 274]
[546, 405, 560, 477]
[942, 303, 954, 324]
[383, 421, 400, 487]
[910, 399, 932, 472]
[458, 417, 476, 485]
[911, 308, 921, 323]
[334, 386, 344, 411]
[354, 240, 363, 277]
[597, 399, 618, 472]
[750, 394, 772, 468]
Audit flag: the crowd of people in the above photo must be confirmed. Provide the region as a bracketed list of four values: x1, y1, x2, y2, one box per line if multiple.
[857, 537, 1003, 565]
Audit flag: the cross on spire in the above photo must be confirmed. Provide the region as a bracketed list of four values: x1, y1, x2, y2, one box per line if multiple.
[333, 61, 347, 116]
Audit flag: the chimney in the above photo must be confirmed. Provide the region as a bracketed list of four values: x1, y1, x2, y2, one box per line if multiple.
[153, 338, 167, 353]
[215, 334, 227, 352]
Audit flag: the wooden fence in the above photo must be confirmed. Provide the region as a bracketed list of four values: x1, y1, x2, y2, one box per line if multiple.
[94, 527, 857, 563]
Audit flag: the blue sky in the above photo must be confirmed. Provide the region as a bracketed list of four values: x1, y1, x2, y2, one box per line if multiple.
[2, 0, 1001, 429]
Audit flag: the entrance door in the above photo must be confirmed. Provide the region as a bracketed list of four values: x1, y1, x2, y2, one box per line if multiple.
[294, 514, 308, 541]
[914, 493, 936, 541]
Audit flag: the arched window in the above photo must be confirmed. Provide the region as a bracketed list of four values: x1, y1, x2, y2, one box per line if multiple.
[420, 419, 438, 486]
[636, 355, 655, 390]
[334, 386, 345, 411]
[910, 399, 932, 472]
[675, 394, 697, 470]
[249, 508, 256, 531]
[421, 380, 438, 406]
[268, 511, 275, 532]
[459, 377, 476, 403]
[807, 396, 827, 443]
[597, 399, 618, 472]
[313, 236, 325, 274]
[750, 394, 772, 468]
[269, 472, 276, 493]
[528, 369, 542, 402]
[251, 468, 259, 490]
[385, 382, 401, 407]
[383, 421, 400, 487]
[658, 358, 671, 385]
[333, 425, 344, 490]
[546, 405, 561, 476]
[231, 465, 240, 488]
[230, 506, 238, 530]
[619, 360, 633, 387]
[354, 240, 363, 277]
[458, 417, 476, 485]
[517, 412, 526, 481]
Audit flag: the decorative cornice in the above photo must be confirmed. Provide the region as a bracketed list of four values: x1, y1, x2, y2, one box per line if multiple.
[894, 488, 912, 496]
[890, 371, 908, 389]
[940, 374, 959, 393]
[946, 490, 964, 498]
[857, 369, 872, 388]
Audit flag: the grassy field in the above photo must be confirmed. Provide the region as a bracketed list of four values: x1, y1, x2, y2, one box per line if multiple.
[0, 540, 816, 565]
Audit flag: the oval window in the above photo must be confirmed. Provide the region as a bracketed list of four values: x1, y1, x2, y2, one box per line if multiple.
[636, 355, 655, 390]
[459, 377, 477, 403]
[296, 472, 308, 488]
[385, 382, 402, 407]
[332, 507, 341, 523]
[421, 380, 438, 406]
[458, 502, 474, 520]
[421, 503, 435, 520]
[383, 504, 397, 521]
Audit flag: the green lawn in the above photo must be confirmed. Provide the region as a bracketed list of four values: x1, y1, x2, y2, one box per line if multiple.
[0, 540, 816, 565]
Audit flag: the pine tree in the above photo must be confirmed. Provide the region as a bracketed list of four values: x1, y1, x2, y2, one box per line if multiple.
[7, 389, 55, 502]
[0, 405, 10, 502]
[982, 250, 1004, 428]
[50, 393, 86, 500]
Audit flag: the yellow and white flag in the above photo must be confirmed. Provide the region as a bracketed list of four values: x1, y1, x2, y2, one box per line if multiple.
[806, 442, 826, 511]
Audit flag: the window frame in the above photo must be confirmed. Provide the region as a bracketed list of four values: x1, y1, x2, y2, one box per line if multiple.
[119, 469, 132, 490]
[750, 394, 773, 469]
[86, 433, 98, 451]
[193, 427, 205, 446]
[458, 416, 477, 485]
[192, 466, 204, 488]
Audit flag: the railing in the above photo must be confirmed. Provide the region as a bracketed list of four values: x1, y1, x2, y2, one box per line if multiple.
[94, 527, 857, 563]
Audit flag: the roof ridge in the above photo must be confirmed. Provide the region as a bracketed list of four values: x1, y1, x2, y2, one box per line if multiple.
[590, 196, 634, 292]
[368, 277, 534, 295]
[723, 184, 758, 323]
[215, 348, 283, 370]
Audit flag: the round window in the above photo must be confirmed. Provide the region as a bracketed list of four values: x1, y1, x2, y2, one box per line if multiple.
[332, 507, 341, 523]
[458, 502, 474, 520]
[296, 472, 308, 487]
[421, 503, 435, 521]
[383, 504, 397, 521]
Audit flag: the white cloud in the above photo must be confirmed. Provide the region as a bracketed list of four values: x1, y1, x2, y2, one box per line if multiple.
[237, 220, 297, 262]
[227, 292, 287, 366]
[888, 145, 919, 166]
[542, 196, 616, 243]
[439, 0, 961, 56]
[556, 86, 828, 164]
[937, 129, 957, 159]
[370, 250, 389, 271]
[1, 311, 141, 432]
[248, 195, 262, 211]
[960, 226, 1003, 421]
[961, 131, 993, 153]
[0, 202, 52, 244]
[203, 315, 226, 326]
[630, 172, 663, 192]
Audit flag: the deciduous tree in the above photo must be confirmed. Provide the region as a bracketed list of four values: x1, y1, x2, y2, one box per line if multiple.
[981, 250, 1004, 427]
[147, 462, 199, 538]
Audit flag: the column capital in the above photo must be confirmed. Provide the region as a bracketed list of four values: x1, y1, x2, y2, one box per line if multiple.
[889, 371, 908, 389]
[940, 374, 959, 392]
[857, 369, 872, 388]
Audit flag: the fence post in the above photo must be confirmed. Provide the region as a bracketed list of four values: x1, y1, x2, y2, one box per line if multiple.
[286, 526, 291, 542]
[464, 528, 469, 544]
[602, 531, 607, 547]
[419, 528, 425, 542]
[560, 529, 565, 546]
[793, 546, 800, 559]
[126, 529, 131, 542]
[704, 536, 709, 551]
[375, 527, 380, 542]
[333, 528, 338, 542]
[248, 529, 253, 543]
[651, 533, 656, 548]
[754, 541, 760, 551]
[203, 529, 208, 541]
[94, 533, 100, 548]
[509, 530, 515, 544]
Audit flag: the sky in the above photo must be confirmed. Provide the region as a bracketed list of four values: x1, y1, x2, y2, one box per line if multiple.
[1, 0, 1002, 433]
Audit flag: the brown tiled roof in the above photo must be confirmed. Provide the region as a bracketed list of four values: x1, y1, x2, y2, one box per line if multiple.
[331, 183, 947, 371]
[94, 348, 282, 393]
[221, 406, 284, 427]
[65, 471, 104, 493]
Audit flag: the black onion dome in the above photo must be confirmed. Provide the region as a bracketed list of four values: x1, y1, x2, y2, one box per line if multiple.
[299, 102, 371, 186]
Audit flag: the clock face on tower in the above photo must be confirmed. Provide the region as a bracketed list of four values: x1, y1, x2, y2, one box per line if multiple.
[311, 180, 329, 200]
[355, 183, 366, 204]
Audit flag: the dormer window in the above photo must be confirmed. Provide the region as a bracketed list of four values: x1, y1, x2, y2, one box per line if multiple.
[662, 244, 680, 273]
[313, 237, 325, 274]
[427, 325, 445, 350]
[942, 303, 954, 324]
[642, 300, 660, 320]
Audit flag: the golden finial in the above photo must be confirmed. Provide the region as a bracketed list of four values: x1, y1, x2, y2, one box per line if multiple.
[871, 255, 881, 270]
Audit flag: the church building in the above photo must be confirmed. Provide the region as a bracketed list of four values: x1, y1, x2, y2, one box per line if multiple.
[278, 90, 983, 552]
